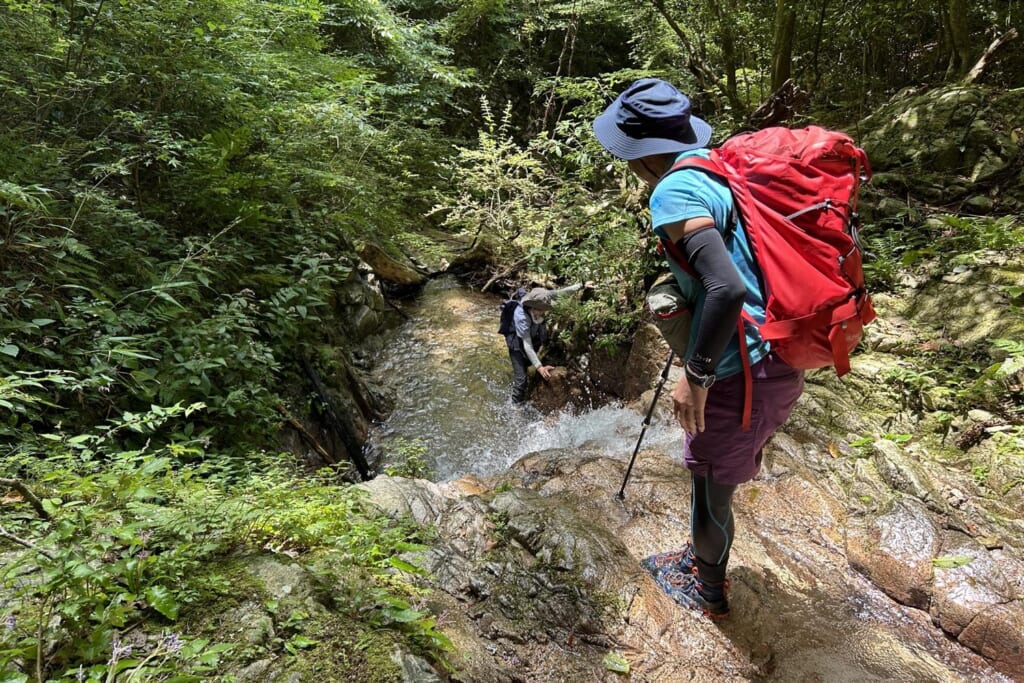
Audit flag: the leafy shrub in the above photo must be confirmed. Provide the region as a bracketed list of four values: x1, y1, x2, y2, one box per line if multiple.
[1, 407, 451, 680]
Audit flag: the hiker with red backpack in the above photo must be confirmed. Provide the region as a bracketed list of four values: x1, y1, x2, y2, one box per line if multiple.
[593, 78, 874, 618]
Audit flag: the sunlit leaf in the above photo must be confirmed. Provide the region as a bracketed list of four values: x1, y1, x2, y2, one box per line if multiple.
[145, 585, 181, 620]
[932, 555, 973, 569]
[603, 651, 630, 674]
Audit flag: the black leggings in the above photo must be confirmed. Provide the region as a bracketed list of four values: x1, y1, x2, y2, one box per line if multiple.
[508, 348, 530, 403]
[690, 472, 736, 585]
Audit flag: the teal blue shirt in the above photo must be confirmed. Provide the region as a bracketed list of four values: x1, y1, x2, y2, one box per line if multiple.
[650, 149, 770, 378]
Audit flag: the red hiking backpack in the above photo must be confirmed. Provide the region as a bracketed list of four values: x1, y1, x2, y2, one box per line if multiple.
[660, 126, 876, 424]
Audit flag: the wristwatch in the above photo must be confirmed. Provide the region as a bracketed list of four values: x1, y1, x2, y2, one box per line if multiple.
[685, 358, 716, 389]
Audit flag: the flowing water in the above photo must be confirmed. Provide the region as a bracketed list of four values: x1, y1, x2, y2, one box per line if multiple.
[364, 277, 1014, 682]
[366, 276, 680, 481]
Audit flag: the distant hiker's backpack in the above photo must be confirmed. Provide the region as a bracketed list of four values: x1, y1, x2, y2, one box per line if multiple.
[497, 287, 527, 336]
[661, 125, 876, 378]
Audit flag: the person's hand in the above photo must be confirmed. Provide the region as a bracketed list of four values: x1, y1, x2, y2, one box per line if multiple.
[672, 375, 708, 434]
[583, 280, 595, 290]
[538, 365, 554, 381]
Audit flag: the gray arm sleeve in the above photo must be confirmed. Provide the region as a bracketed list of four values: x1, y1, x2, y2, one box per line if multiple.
[514, 306, 543, 368]
[679, 227, 746, 370]
[521, 334, 543, 368]
[546, 283, 583, 298]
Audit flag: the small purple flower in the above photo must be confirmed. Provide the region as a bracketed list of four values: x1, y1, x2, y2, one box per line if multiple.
[108, 636, 133, 666]
[162, 632, 185, 654]
[139, 530, 153, 546]
[76, 665, 86, 682]
[2, 614, 15, 631]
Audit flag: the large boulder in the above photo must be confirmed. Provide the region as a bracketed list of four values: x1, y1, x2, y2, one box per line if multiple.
[858, 85, 1024, 213]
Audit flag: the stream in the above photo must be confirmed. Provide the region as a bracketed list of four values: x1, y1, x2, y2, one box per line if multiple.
[367, 276, 679, 481]
[363, 276, 1017, 682]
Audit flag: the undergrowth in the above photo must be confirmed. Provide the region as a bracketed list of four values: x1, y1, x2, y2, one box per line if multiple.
[0, 405, 451, 682]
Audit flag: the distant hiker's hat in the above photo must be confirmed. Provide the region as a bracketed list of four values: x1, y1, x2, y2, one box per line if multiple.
[521, 288, 553, 311]
[593, 78, 713, 160]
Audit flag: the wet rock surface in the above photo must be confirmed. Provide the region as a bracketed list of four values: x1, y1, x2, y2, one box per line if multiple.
[358, 239, 1024, 680]
[358, 440, 1021, 681]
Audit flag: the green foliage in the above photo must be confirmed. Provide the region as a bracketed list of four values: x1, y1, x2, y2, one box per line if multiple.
[434, 98, 554, 252]
[1, 0, 1019, 677]
[0, 0, 464, 457]
[863, 214, 1024, 293]
[0, 2, 468, 676]
[0, 449, 237, 679]
[932, 555, 974, 569]
[0, 413, 451, 679]
[383, 438, 430, 478]
[849, 432, 914, 457]
[432, 87, 659, 350]
[603, 650, 631, 674]
[991, 339, 1024, 378]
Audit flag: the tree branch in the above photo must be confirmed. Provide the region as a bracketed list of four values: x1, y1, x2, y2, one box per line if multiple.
[647, 0, 747, 115]
[482, 257, 529, 293]
[0, 525, 56, 561]
[962, 28, 1019, 85]
[275, 404, 337, 465]
[749, 79, 809, 128]
[0, 478, 50, 520]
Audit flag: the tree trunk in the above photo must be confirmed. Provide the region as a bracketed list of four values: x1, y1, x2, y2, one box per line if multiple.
[749, 78, 808, 128]
[962, 28, 1019, 84]
[770, 0, 797, 93]
[809, 0, 829, 93]
[946, 0, 972, 77]
[648, 0, 747, 116]
[714, 0, 739, 107]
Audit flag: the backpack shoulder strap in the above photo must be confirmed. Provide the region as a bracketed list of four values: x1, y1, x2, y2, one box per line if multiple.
[657, 151, 740, 250]
[664, 152, 728, 181]
[658, 152, 757, 432]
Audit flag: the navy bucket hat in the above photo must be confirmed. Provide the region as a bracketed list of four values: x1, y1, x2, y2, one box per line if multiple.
[593, 78, 713, 160]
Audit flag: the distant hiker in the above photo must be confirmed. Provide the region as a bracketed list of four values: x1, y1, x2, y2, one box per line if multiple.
[593, 78, 806, 618]
[499, 283, 589, 403]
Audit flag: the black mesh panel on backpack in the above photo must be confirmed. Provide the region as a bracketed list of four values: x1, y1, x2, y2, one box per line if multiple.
[497, 287, 526, 336]
[498, 299, 519, 335]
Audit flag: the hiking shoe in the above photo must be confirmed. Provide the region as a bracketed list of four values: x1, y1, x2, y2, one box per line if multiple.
[640, 542, 696, 575]
[651, 567, 730, 619]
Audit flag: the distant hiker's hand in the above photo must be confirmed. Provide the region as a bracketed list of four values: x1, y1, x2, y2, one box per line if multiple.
[538, 365, 554, 381]
[672, 376, 708, 434]
[583, 281, 595, 290]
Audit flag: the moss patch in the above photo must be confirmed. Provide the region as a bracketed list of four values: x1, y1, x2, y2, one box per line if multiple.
[286, 614, 405, 682]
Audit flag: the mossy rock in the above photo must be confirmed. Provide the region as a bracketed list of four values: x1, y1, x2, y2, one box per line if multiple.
[858, 85, 1024, 208]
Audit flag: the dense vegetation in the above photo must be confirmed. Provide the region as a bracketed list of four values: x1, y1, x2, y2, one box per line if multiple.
[1, 0, 1021, 679]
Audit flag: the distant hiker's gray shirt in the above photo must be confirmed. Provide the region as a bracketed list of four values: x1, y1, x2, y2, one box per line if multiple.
[513, 283, 584, 369]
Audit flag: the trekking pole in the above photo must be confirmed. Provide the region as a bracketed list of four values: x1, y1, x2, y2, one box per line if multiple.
[616, 350, 674, 500]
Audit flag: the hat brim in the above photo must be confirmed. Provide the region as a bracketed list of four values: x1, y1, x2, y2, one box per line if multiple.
[521, 288, 553, 311]
[593, 110, 713, 160]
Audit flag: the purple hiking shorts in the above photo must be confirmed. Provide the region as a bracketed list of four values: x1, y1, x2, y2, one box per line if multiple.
[683, 352, 804, 485]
